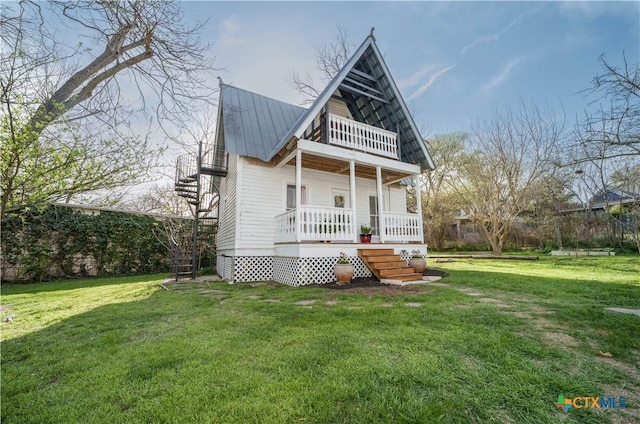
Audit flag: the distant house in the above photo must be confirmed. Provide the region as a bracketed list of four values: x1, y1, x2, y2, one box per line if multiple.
[558, 188, 640, 239]
[559, 189, 640, 217]
[177, 33, 435, 285]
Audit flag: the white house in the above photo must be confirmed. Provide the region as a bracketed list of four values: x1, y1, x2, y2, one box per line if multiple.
[210, 33, 435, 286]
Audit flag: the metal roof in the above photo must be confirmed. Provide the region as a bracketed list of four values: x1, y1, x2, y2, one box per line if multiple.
[219, 84, 306, 162]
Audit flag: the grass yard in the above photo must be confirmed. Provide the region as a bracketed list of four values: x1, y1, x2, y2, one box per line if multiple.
[1, 256, 639, 423]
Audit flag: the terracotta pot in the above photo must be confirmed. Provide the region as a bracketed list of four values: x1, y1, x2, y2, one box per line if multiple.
[408, 258, 426, 274]
[359, 234, 372, 243]
[334, 263, 354, 285]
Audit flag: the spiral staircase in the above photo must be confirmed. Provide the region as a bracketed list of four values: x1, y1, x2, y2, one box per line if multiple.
[171, 144, 227, 280]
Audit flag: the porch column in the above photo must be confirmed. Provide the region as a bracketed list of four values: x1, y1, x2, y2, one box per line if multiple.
[415, 174, 424, 242]
[376, 166, 385, 243]
[296, 150, 302, 242]
[350, 160, 357, 242]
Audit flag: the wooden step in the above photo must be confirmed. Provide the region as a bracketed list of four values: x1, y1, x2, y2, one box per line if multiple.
[382, 273, 423, 282]
[358, 249, 395, 256]
[372, 261, 408, 270]
[365, 255, 401, 263]
[380, 267, 415, 277]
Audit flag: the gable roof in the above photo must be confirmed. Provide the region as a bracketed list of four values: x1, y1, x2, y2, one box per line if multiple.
[269, 34, 435, 171]
[218, 84, 306, 162]
[218, 33, 435, 170]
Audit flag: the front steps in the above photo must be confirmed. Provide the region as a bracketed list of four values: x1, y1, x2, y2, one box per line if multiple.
[357, 249, 423, 282]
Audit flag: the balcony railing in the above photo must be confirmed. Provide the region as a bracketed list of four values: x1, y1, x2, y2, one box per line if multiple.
[382, 212, 423, 242]
[275, 206, 355, 243]
[275, 207, 423, 243]
[328, 114, 398, 159]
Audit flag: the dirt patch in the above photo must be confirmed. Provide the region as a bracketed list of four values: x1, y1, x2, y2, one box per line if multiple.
[598, 357, 640, 382]
[404, 302, 422, 308]
[543, 331, 579, 347]
[321, 277, 432, 296]
[295, 300, 316, 306]
[528, 305, 554, 314]
[477, 298, 510, 307]
[0, 305, 10, 313]
[427, 282, 450, 287]
[601, 382, 640, 424]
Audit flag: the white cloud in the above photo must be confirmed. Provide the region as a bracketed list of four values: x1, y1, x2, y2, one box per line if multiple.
[483, 55, 524, 94]
[407, 65, 455, 100]
[461, 7, 540, 54]
[397, 65, 435, 89]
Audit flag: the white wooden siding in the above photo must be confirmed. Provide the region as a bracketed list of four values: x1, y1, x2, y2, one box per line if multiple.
[216, 153, 239, 251]
[235, 157, 409, 252]
[328, 96, 353, 119]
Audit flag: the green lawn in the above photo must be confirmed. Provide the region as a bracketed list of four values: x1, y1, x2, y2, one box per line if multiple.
[2, 256, 639, 423]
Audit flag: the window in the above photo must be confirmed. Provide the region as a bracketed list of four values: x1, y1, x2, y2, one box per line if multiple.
[286, 185, 307, 210]
[369, 195, 379, 236]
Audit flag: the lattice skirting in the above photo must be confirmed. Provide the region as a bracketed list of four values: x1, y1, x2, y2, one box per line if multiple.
[233, 256, 273, 282]
[217, 255, 372, 286]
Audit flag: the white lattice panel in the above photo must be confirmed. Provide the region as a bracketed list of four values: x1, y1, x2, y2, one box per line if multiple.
[298, 257, 334, 286]
[233, 256, 273, 282]
[273, 257, 298, 286]
[221, 254, 373, 286]
[400, 251, 411, 263]
[273, 256, 372, 287]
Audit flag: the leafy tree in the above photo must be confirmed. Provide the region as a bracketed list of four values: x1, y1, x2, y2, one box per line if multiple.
[0, 1, 214, 219]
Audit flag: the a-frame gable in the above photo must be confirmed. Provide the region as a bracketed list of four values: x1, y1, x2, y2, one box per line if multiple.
[269, 33, 435, 171]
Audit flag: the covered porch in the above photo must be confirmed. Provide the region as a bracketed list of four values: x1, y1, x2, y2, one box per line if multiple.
[273, 135, 424, 245]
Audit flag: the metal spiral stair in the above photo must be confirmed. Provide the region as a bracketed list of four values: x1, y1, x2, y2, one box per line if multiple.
[171, 145, 227, 280]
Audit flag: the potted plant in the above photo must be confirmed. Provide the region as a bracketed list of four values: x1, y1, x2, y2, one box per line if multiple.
[408, 249, 426, 273]
[334, 252, 354, 285]
[359, 223, 372, 243]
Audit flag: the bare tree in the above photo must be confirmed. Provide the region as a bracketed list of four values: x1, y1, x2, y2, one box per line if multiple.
[0, 1, 215, 219]
[455, 103, 565, 255]
[291, 25, 354, 104]
[575, 53, 639, 162]
[419, 133, 466, 249]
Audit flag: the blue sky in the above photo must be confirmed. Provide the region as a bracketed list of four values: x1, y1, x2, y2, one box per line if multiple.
[182, 1, 639, 137]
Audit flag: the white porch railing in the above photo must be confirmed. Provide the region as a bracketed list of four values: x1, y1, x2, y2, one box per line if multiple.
[275, 209, 297, 243]
[328, 114, 398, 159]
[276, 208, 422, 243]
[275, 206, 355, 242]
[382, 212, 423, 242]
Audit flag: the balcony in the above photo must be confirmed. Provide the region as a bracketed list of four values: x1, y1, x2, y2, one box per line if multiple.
[326, 114, 398, 160]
